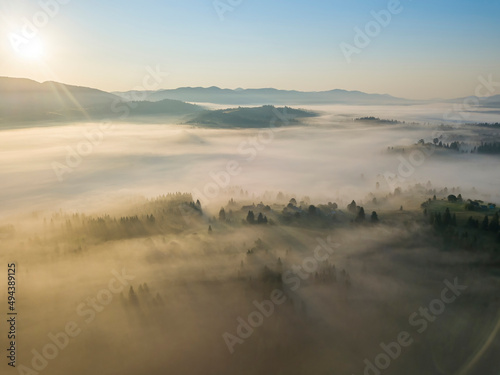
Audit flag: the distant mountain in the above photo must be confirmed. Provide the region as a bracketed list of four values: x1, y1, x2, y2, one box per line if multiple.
[0, 77, 118, 122]
[125, 99, 203, 117]
[186, 105, 317, 128]
[481, 94, 500, 108]
[4, 76, 498, 126]
[0, 77, 203, 124]
[114, 86, 418, 106]
[445, 94, 500, 107]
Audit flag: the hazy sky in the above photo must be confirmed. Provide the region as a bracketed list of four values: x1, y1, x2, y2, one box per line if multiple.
[1, 0, 499, 99]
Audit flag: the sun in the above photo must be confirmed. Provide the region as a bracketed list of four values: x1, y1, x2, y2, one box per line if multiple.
[16, 38, 45, 61]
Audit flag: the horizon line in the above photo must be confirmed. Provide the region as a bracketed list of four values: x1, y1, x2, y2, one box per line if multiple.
[2, 75, 496, 102]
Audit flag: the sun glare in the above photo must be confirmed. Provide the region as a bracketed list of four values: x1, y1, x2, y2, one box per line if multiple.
[16, 38, 45, 61]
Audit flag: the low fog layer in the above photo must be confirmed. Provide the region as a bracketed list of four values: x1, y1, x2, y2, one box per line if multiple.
[1, 190, 499, 375]
[1, 104, 499, 217]
[1, 104, 499, 375]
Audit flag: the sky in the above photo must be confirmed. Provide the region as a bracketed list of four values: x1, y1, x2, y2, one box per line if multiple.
[0, 0, 499, 100]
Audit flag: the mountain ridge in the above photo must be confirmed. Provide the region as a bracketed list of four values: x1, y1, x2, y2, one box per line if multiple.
[0, 77, 203, 124]
[113, 86, 416, 105]
[2, 76, 500, 126]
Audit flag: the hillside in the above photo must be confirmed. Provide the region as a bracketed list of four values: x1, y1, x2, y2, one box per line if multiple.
[0, 77, 203, 124]
[0, 77, 118, 122]
[114, 86, 416, 105]
[185, 105, 317, 128]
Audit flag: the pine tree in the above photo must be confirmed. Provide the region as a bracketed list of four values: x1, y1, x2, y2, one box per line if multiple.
[356, 207, 365, 222]
[219, 208, 226, 221]
[435, 212, 442, 227]
[246, 211, 255, 224]
[443, 208, 452, 226]
[257, 213, 267, 224]
[128, 286, 139, 306]
[451, 214, 457, 226]
[482, 216, 489, 231]
[348, 200, 357, 213]
[489, 213, 499, 232]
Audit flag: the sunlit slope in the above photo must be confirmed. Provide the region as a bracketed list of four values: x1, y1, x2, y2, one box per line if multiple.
[0, 77, 203, 124]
